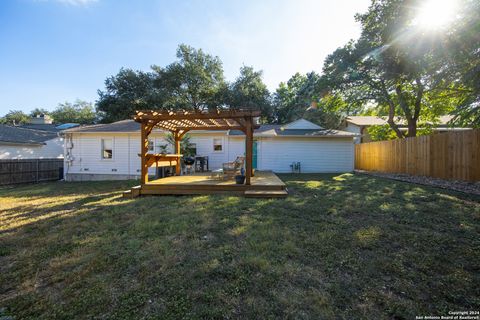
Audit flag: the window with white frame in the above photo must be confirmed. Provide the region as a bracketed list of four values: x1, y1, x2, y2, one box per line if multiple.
[213, 138, 223, 152]
[101, 138, 113, 159]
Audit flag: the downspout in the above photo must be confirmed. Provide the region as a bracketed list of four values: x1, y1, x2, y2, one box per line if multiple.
[127, 133, 131, 177]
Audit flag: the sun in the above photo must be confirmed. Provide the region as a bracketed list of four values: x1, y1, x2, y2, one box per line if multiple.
[415, 0, 458, 29]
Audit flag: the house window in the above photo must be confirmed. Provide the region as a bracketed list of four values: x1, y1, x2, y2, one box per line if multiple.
[213, 138, 223, 152]
[101, 138, 113, 159]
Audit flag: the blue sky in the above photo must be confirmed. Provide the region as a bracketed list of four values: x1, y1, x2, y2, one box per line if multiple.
[0, 0, 370, 114]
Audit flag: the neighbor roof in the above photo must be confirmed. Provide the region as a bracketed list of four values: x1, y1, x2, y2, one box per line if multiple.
[345, 116, 387, 126]
[63, 120, 141, 133]
[18, 123, 62, 132]
[346, 115, 455, 126]
[0, 125, 59, 145]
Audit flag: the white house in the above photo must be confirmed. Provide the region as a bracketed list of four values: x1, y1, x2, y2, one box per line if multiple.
[61, 118, 358, 181]
[0, 125, 64, 159]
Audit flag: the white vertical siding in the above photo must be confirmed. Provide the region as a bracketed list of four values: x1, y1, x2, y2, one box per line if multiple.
[227, 137, 245, 162]
[65, 132, 355, 180]
[258, 137, 354, 173]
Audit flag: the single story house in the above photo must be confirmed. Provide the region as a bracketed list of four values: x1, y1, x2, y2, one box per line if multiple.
[0, 114, 79, 159]
[341, 115, 470, 143]
[0, 125, 64, 159]
[62, 118, 358, 181]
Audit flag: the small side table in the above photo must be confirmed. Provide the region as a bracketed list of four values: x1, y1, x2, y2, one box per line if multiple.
[210, 168, 223, 180]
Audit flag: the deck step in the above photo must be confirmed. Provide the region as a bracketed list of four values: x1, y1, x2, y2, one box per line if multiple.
[123, 186, 141, 198]
[244, 189, 288, 198]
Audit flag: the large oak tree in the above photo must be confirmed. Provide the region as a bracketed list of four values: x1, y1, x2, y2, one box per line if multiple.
[321, 0, 479, 137]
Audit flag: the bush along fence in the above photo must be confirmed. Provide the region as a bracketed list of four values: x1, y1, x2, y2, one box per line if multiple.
[0, 158, 64, 186]
[355, 129, 480, 182]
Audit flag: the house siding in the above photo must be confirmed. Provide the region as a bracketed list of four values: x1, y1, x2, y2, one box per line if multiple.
[64, 132, 355, 180]
[343, 123, 362, 144]
[257, 137, 354, 173]
[0, 137, 64, 159]
[65, 132, 240, 180]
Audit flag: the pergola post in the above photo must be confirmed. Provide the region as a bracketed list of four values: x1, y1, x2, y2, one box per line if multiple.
[173, 131, 181, 175]
[245, 117, 253, 185]
[140, 121, 149, 184]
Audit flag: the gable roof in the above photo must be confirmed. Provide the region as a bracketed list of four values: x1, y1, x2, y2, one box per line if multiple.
[228, 127, 356, 137]
[63, 119, 357, 138]
[0, 125, 59, 145]
[283, 119, 323, 130]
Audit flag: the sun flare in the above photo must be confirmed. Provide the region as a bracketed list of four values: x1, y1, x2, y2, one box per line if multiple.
[415, 0, 457, 29]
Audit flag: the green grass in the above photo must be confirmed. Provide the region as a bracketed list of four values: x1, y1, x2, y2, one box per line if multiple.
[0, 173, 479, 319]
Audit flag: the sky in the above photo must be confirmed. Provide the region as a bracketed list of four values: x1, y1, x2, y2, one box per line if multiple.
[0, 0, 371, 114]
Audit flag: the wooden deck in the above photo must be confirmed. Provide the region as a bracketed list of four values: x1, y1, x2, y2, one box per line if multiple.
[124, 171, 287, 198]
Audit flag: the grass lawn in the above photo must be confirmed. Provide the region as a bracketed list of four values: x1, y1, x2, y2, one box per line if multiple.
[0, 173, 479, 319]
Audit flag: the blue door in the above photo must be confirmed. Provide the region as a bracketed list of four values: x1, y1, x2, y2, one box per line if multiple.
[253, 140, 258, 169]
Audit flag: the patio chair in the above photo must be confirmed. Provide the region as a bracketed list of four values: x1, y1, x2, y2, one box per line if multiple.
[222, 156, 245, 180]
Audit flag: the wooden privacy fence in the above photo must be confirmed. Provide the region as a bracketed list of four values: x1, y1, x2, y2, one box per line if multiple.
[355, 129, 480, 182]
[0, 158, 64, 186]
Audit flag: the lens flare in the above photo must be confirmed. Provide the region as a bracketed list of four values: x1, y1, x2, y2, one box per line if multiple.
[414, 0, 457, 29]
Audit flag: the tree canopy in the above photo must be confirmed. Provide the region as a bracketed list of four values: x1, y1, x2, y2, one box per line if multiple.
[51, 100, 96, 124]
[0, 110, 30, 126]
[225, 66, 273, 123]
[29, 108, 50, 117]
[96, 45, 276, 123]
[97, 45, 227, 123]
[319, 0, 480, 137]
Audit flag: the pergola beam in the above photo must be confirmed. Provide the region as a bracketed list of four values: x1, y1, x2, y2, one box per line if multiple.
[134, 110, 261, 121]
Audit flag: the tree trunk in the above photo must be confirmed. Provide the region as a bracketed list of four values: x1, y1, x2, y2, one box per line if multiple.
[387, 102, 405, 139]
[406, 119, 417, 137]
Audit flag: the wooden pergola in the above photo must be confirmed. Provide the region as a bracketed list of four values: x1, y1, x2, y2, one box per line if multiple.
[133, 109, 261, 185]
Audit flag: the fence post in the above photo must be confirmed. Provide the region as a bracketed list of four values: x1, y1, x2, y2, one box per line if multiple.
[36, 159, 39, 183]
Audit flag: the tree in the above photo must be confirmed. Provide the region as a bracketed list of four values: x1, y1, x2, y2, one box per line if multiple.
[272, 72, 349, 128]
[273, 73, 311, 124]
[152, 44, 226, 111]
[0, 110, 30, 125]
[97, 68, 159, 123]
[29, 108, 50, 117]
[320, 0, 476, 138]
[97, 45, 227, 122]
[437, 0, 480, 127]
[303, 94, 347, 129]
[164, 133, 196, 156]
[51, 100, 96, 124]
[226, 66, 273, 123]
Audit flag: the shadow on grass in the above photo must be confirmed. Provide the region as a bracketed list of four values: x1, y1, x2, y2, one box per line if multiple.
[0, 173, 479, 319]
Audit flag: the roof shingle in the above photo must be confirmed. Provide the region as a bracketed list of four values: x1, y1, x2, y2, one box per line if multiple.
[0, 125, 59, 145]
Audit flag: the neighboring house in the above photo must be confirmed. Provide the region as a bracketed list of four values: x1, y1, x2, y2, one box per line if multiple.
[62, 118, 358, 181]
[0, 115, 79, 159]
[0, 125, 64, 159]
[341, 115, 470, 143]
